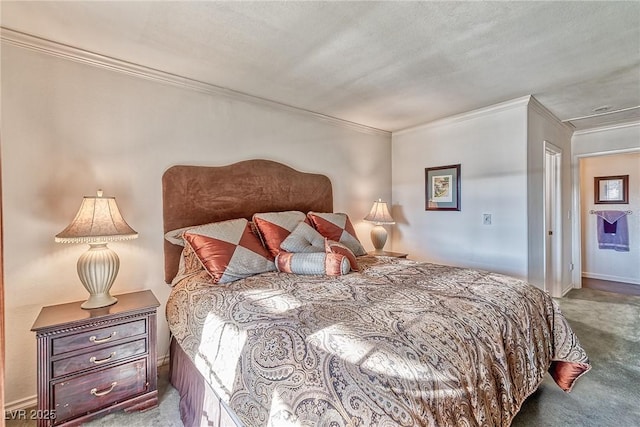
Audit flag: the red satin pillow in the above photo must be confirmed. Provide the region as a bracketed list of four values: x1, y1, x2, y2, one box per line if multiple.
[183, 218, 275, 284]
[549, 361, 591, 392]
[325, 239, 359, 271]
[252, 211, 307, 257]
[307, 212, 366, 256]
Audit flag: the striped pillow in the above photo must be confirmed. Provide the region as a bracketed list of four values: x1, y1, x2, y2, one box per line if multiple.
[275, 252, 350, 276]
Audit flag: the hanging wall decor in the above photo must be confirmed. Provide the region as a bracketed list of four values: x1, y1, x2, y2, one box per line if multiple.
[425, 164, 461, 211]
[594, 175, 628, 204]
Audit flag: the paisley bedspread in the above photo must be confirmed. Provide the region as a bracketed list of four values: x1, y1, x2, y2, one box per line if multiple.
[166, 256, 589, 427]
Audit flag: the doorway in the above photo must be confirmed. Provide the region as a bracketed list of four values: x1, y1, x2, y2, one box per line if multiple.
[576, 151, 639, 294]
[544, 142, 562, 296]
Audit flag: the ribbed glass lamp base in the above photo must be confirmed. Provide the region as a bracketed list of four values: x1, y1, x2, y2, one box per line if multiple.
[81, 293, 118, 310]
[370, 225, 388, 251]
[77, 243, 119, 309]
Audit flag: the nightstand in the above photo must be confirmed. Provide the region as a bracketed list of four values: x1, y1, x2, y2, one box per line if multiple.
[31, 290, 160, 426]
[368, 250, 408, 258]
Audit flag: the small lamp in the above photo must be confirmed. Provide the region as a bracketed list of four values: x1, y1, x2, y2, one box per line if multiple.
[55, 190, 138, 309]
[363, 199, 395, 252]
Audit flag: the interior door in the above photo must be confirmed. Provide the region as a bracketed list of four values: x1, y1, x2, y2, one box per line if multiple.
[544, 143, 562, 296]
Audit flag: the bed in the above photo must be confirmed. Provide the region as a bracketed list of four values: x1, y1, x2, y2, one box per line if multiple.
[163, 159, 590, 427]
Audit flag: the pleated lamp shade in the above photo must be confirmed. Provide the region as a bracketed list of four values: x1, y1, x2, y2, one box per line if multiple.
[55, 190, 138, 243]
[364, 199, 395, 252]
[364, 199, 395, 225]
[55, 190, 137, 309]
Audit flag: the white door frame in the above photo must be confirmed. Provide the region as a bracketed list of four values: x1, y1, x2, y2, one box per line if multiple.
[544, 141, 562, 297]
[571, 146, 640, 289]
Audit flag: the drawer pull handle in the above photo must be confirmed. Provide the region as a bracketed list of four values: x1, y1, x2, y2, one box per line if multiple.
[89, 352, 116, 365]
[89, 331, 117, 344]
[90, 382, 117, 397]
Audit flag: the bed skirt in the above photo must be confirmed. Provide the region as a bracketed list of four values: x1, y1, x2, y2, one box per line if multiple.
[169, 338, 243, 427]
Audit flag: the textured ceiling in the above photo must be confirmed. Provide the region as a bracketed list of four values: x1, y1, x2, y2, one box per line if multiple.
[2, 1, 639, 132]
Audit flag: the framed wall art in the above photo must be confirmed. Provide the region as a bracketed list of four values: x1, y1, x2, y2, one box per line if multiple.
[425, 164, 461, 211]
[594, 175, 628, 204]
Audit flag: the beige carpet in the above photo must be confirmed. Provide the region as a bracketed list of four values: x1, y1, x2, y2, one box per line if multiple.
[81, 363, 182, 427]
[513, 288, 640, 426]
[7, 287, 639, 426]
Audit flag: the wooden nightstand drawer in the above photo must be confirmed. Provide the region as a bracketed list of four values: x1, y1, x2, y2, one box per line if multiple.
[51, 319, 146, 356]
[53, 359, 148, 423]
[32, 290, 160, 426]
[52, 338, 147, 377]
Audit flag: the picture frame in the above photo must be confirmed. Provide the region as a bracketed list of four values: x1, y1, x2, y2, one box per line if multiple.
[594, 175, 629, 204]
[425, 164, 461, 211]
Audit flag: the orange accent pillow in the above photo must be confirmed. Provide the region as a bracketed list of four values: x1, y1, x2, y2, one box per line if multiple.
[170, 239, 213, 286]
[182, 218, 275, 284]
[252, 211, 307, 257]
[307, 212, 366, 256]
[549, 361, 591, 392]
[325, 239, 359, 271]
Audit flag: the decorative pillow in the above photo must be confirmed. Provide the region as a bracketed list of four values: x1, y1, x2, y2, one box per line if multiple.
[182, 218, 275, 284]
[165, 221, 262, 247]
[325, 239, 359, 271]
[275, 252, 350, 276]
[549, 361, 591, 392]
[252, 211, 307, 257]
[307, 212, 367, 256]
[280, 221, 325, 253]
[170, 240, 213, 286]
[164, 225, 195, 246]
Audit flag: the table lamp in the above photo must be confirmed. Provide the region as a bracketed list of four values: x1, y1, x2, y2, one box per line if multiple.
[55, 190, 138, 309]
[363, 199, 395, 252]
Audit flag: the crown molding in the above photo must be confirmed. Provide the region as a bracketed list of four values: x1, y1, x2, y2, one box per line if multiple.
[572, 120, 640, 136]
[528, 95, 574, 134]
[394, 96, 531, 136]
[563, 105, 640, 123]
[0, 27, 390, 137]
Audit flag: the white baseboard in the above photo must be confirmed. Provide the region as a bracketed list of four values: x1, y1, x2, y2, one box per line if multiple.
[562, 284, 574, 296]
[4, 353, 172, 413]
[158, 352, 170, 367]
[4, 395, 37, 412]
[582, 272, 640, 285]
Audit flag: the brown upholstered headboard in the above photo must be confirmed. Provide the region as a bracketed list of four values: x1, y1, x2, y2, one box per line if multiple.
[162, 159, 333, 283]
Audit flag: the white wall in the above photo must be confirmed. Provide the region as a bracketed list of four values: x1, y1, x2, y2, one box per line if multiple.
[526, 99, 574, 295]
[1, 44, 391, 405]
[571, 123, 640, 287]
[580, 153, 640, 284]
[391, 99, 529, 279]
[573, 123, 640, 156]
